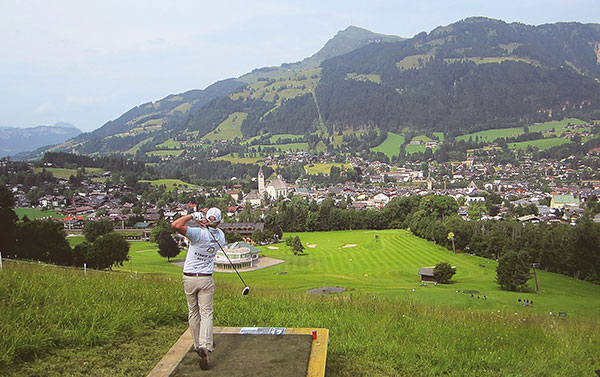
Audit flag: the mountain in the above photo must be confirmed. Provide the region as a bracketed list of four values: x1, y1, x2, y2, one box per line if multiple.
[44, 18, 600, 156]
[0, 123, 81, 157]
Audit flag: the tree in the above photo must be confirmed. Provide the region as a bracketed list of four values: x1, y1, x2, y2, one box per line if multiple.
[252, 229, 265, 244]
[150, 219, 171, 243]
[86, 233, 129, 269]
[0, 184, 17, 256]
[16, 219, 73, 265]
[83, 219, 114, 242]
[496, 250, 532, 291]
[157, 230, 180, 262]
[225, 231, 243, 243]
[291, 235, 304, 256]
[433, 262, 456, 283]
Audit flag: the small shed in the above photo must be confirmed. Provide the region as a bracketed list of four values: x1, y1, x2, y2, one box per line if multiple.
[418, 266, 456, 282]
[418, 267, 437, 282]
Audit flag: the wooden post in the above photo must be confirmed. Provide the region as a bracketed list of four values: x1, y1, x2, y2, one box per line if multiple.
[0, 251, 3, 271]
[84, 263, 87, 277]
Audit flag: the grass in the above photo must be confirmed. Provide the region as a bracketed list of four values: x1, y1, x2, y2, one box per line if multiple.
[115, 229, 600, 319]
[371, 132, 405, 158]
[155, 138, 182, 149]
[2, 260, 600, 376]
[456, 118, 589, 143]
[213, 154, 264, 164]
[125, 137, 154, 154]
[139, 179, 199, 192]
[509, 137, 572, 150]
[14, 208, 63, 220]
[444, 56, 539, 65]
[249, 142, 309, 152]
[202, 112, 247, 141]
[33, 167, 104, 179]
[146, 149, 184, 157]
[405, 144, 438, 154]
[396, 54, 433, 70]
[303, 163, 349, 175]
[346, 73, 382, 83]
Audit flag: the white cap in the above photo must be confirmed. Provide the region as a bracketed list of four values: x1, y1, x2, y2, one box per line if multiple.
[206, 207, 222, 223]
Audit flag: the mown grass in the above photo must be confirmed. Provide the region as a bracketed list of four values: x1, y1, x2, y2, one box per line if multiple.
[1, 260, 599, 376]
[249, 142, 309, 152]
[303, 163, 349, 175]
[202, 112, 247, 141]
[33, 167, 104, 179]
[456, 118, 588, 143]
[371, 132, 405, 158]
[213, 154, 264, 164]
[139, 179, 199, 192]
[14, 208, 63, 220]
[116, 230, 600, 319]
[146, 149, 184, 157]
[508, 137, 571, 150]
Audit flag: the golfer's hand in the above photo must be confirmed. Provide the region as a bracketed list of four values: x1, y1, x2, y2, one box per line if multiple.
[191, 212, 204, 222]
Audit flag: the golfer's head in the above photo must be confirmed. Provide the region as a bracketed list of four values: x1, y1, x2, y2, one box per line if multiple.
[206, 207, 222, 227]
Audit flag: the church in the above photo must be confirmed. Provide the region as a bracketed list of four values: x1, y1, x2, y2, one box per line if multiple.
[244, 166, 288, 206]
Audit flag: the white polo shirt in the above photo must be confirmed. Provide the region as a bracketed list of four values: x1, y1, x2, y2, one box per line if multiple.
[182, 226, 225, 274]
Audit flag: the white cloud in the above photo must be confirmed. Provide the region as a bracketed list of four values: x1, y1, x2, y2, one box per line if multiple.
[35, 102, 56, 114]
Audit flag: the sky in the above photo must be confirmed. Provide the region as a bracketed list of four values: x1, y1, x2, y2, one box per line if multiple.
[1, 0, 599, 132]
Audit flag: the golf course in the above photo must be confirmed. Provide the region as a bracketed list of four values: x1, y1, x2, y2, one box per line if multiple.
[3, 229, 600, 376]
[113, 229, 600, 319]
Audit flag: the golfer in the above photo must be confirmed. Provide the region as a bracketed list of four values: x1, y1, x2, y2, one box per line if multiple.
[171, 207, 225, 370]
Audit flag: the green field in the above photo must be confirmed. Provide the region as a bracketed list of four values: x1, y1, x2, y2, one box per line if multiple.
[371, 132, 405, 158]
[125, 137, 154, 154]
[202, 112, 247, 141]
[4, 260, 600, 376]
[3, 229, 600, 376]
[33, 167, 104, 179]
[509, 137, 572, 150]
[405, 144, 438, 154]
[249, 142, 309, 152]
[139, 179, 199, 192]
[146, 149, 184, 157]
[14, 207, 63, 220]
[213, 154, 264, 164]
[154, 138, 182, 149]
[346, 72, 382, 83]
[303, 163, 349, 175]
[457, 118, 589, 143]
[117, 229, 600, 319]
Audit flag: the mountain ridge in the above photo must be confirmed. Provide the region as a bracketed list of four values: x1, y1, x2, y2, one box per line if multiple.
[22, 18, 600, 158]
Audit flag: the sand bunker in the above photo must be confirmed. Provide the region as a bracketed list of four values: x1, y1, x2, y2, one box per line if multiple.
[342, 244, 357, 248]
[307, 244, 317, 248]
[307, 287, 347, 295]
[267, 246, 279, 249]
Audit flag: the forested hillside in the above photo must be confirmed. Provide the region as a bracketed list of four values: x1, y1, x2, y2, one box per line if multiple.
[31, 17, 600, 156]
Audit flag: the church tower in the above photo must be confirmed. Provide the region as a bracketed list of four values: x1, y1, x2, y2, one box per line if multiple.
[258, 166, 265, 195]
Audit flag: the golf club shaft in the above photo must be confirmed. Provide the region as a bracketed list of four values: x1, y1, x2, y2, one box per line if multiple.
[207, 227, 248, 287]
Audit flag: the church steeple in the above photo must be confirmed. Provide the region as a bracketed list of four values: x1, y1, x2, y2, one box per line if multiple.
[258, 166, 265, 195]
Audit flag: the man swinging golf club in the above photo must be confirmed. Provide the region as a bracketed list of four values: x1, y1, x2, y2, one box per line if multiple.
[171, 207, 225, 370]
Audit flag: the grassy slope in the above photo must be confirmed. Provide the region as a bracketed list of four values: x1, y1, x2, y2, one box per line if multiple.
[2, 260, 599, 377]
[371, 132, 405, 158]
[202, 112, 247, 141]
[303, 163, 349, 175]
[508, 137, 571, 150]
[138, 179, 199, 192]
[456, 118, 588, 143]
[118, 230, 600, 319]
[33, 167, 104, 179]
[14, 208, 63, 220]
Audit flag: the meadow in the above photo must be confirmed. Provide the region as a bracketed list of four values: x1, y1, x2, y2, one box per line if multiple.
[456, 118, 588, 143]
[33, 167, 104, 179]
[2, 258, 599, 377]
[371, 132, 405, 158]
[508, 137, 571, 150]
[14, 207, 63, 220]
[303, 163, 350, 175]
[115, 229, 600, 319]
[138, 179, 199, 192]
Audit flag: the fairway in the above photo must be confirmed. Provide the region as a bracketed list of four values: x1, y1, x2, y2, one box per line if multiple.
[123, 229, 600, 319]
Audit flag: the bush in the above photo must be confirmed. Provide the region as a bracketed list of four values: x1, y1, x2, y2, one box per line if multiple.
[433, 262, 456, 283]
[496, 250, 531, 291]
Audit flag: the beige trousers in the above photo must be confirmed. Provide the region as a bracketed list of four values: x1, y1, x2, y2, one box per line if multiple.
[182, 275, 214, 351]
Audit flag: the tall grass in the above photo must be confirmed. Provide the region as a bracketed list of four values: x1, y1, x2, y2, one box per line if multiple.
[2, 260, 599, 376]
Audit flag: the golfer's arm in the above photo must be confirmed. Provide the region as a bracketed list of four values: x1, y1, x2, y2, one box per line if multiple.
[171, 214, 193, 236]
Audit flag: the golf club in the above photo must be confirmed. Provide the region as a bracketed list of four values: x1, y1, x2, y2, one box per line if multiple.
[206, 225, 250, 296]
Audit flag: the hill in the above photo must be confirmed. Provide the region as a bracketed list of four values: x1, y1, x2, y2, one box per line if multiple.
[39, 18, 600, 156]
[2, 246, 599, 376]
[0, 123, 81, 157]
